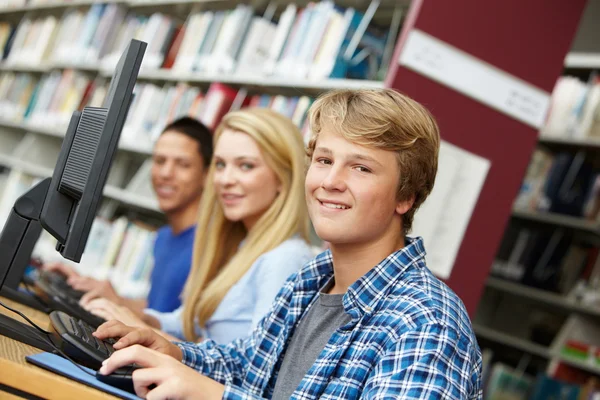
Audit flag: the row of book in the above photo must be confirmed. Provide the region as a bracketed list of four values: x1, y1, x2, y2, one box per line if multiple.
[33, 215, 157, 299]
[542, 75, 600, 141]
[0, 70, 315, 146]
[0, 2, 394, 81]
[514, 148, 600, 220]
[0, 70, 106, 129]
[482, 361, 600, 400]
[0, 166, 160, 298]
[1, 0, 69, 8]
[493, 223, 598, 295]
[124, 80, 314, 143]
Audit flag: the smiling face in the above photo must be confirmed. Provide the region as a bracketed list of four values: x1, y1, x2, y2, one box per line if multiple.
[305, 129, 413, 247]
[213, 129, 281, 231]
[151, 130, 206, 215]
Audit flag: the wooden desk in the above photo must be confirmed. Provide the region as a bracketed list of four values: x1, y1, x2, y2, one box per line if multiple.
[0, 296, 118, 399]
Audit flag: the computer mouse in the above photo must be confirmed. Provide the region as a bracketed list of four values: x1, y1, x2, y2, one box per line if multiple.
[96, 364, 141, 394]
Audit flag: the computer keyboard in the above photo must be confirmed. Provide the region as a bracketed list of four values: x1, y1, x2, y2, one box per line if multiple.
[35, 275, 106, 328]
[37, 270, 85, 300]
[50, 310, 116, 370]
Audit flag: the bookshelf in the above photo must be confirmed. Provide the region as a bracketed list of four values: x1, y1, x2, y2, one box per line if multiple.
[474, 0, 600, 382]
[486, 276, 600, 319]
[511, 209, 600, 235]
[538, 135, 600, 150]
[0, 62, 384, 94]
[0, 153, 159, 212]
[564, 52, 600, 69]
[0, 119, 153, 155]
[473, 323, 551, 359]
[0, 0, 401, 304]
[0, 1, 124, 14]
[103, 185, 160, 212]
[475, 321, 600, 377]
[131, 69, 385, 93]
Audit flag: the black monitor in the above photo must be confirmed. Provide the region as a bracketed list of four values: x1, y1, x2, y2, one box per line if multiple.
[0, 39, 146, 351]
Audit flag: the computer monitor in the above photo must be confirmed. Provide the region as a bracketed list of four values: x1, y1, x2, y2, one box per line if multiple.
[0, 39, 147, 351]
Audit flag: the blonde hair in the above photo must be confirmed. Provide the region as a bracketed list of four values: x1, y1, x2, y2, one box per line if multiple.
[182, 108, 309, 340]
[307, 88, 440, 233]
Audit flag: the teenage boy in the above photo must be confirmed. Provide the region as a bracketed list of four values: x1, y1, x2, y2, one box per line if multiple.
[95, 89, 482, 399]
[45, 117, 212, 314]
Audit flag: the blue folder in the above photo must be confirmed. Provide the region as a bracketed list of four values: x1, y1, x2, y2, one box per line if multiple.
[25, 352, 140, 400]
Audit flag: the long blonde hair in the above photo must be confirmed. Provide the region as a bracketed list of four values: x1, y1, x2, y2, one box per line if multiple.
[182, 108, 309, 340]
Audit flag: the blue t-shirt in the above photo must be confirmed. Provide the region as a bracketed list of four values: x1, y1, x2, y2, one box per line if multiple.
[146, 225, 195, 312]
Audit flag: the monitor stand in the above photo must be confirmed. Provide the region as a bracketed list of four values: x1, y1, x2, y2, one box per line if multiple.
[0, 179, 49, 313]
[0, 179, 56, 348]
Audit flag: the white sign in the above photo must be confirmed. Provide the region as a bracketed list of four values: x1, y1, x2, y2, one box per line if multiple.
[412, 141, 490, 279]
[399, 29, 551, 129]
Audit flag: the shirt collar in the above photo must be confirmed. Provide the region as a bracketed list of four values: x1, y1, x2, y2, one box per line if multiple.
[342, 236, 427, 317]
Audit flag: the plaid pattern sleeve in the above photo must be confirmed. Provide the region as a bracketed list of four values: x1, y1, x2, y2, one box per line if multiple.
[362, 322, 482, 399]
[173, 238, 482, 399]
[177, 337, 252, 385]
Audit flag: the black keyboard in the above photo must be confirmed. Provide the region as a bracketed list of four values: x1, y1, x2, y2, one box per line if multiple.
[35, 275, 106, 328]
[37, 270, 85, 300]
[50, 310, 116, 370]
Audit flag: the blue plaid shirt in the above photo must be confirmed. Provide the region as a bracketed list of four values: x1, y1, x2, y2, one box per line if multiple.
[177, 237, 482, 399]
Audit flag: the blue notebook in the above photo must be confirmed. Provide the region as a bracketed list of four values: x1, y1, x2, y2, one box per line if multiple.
[25, 352, 140, 400]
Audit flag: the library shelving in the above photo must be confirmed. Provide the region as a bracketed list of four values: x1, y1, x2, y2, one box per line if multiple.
[474, 0, 600, 385]
[0, 0, 403, 306]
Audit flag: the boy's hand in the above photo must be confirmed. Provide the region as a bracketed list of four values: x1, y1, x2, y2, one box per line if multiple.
[100, 346, 224, 399]
[93, 320, 182, 361]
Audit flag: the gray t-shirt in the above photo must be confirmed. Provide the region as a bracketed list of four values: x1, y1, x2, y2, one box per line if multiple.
[271, 280, 352, 400]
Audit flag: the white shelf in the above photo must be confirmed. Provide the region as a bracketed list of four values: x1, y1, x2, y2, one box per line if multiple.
[128, 0, 227, 7]
[475, 321, 600, 374]
[0, 63, 49, 72]
[0, 154, 160, 213]
[121, 68, 385, 92]
[0, 0, 123, 14]
[473, 323, 550, 358]
[565, 52, 600, 69]
[103, 185, 160, 212]
[538, 135, 600, 149]
[0, 61, 99, 72]
[511, 209, 600, 234]
[0, 119, 153, 155]
[0, 153, 53, 177]
[486, 276, 600, 319]
[0, 61, 383, 93]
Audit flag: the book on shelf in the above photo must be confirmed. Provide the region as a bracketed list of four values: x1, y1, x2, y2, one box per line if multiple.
[33, 215, 158, 299]
[0, 2, 393, 83]
[484, 362, 534, 400]
[492, 223, 592, 295]
[0, 67, 316, 152]
[542, 75, 600, 141]
[0, 69, 107, 129]
[514, 148, 599, 221]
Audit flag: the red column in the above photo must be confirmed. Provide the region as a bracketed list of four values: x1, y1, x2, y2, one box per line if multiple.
[385, 0, 587, 315]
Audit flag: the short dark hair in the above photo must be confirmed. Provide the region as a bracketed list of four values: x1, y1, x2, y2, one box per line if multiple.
[162, 117, 213, 167]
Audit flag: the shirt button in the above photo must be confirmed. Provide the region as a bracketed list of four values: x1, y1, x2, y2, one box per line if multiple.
[365, 306, 372, 313]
